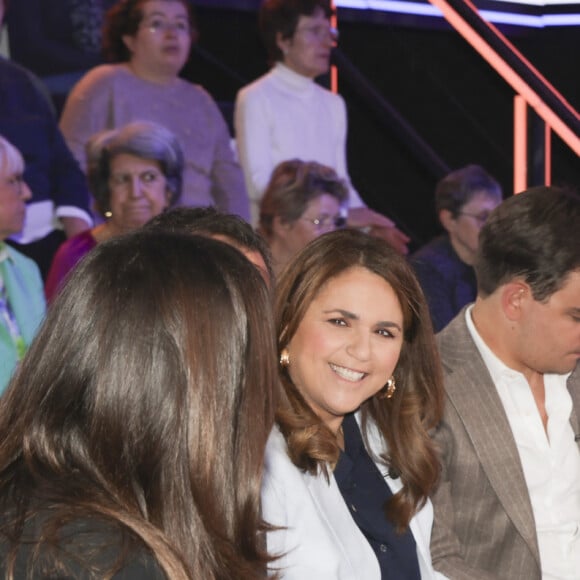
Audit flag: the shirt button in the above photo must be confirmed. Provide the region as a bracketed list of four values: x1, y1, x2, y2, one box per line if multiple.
[379, 544, 387, 553]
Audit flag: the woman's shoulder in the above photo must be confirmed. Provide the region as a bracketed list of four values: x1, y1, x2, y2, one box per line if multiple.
[61, 517, 163, 577]
[264, 427, 313, 488]
[55, 230, 97, 261]
[172, 78, 223, 113]
[45, 231, 97, 300]
[2, 514, 165, 579]
[237, 70, 271, 96]
[72, 64, 126, 90]
[265, 425, 292, 468]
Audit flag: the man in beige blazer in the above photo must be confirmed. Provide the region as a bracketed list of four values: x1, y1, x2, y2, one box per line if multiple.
[430, 186, 580, 579]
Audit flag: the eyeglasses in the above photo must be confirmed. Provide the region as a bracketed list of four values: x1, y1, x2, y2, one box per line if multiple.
[141, 18, 191, 35]
[301, 214, 347, 230]
[457, 211, 491, 225]
[295, 25, 339, 43]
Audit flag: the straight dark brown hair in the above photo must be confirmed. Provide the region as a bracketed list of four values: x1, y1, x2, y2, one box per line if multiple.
[0, 232, 279, 578]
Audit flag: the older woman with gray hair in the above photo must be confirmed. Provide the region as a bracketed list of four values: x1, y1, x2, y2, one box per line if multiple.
[45, 120, 183, 301]
[258, 159, 348, 277]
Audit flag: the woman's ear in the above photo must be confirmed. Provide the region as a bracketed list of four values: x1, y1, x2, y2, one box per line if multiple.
[164, 187, 172, 208]
[272, 215, 292, 237]
[276, 31, 290, 58]
[122, 35, 135, 55]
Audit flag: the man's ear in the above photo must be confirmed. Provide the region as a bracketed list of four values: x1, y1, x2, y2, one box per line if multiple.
[500, 281, 529, 321]
[439, 209, 455, 233]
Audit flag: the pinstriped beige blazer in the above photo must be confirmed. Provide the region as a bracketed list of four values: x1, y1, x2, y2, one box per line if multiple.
[430, 308, 580, 580]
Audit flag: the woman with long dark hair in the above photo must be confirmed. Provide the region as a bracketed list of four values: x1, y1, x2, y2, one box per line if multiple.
[0, 231, 278, 579]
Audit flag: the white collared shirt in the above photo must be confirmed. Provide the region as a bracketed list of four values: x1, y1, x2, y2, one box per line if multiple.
[465, 307, 580, 579]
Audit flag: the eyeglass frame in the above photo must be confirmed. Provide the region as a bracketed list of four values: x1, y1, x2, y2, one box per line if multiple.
[140, 18, 192, 35]
[300, 214, 347, 230]
[456, 211, 492, 225]
[294, 24, 339, 43]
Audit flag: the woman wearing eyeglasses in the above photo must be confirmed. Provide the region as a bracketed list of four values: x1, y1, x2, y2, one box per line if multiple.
[235, 0, 409, 255]
[258, 159, 348, 277]
[410, 164, 502, 332]
[59, 0, 250, 220]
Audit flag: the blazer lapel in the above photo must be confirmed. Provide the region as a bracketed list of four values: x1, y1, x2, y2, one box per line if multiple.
[438, 312, 540, 565]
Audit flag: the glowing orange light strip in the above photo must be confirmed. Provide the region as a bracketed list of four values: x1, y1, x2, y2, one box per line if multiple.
[331, 1, 338, 93]
[428, 0, 580, 156]
[544, 124, 552, 185]
[514, 96, 528, 193]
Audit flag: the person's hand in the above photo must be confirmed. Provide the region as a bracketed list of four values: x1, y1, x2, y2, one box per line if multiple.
[347, 207, 410, 255]
[365, 225, 410, 255]
[348, 207, 394, 229]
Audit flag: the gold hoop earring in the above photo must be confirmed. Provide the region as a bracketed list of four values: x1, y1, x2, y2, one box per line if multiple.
[378, 376, 396, 399]
[279, 348, 290, 368]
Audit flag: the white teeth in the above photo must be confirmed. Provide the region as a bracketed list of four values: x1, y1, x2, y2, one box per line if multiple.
[329, 363, 365, 382]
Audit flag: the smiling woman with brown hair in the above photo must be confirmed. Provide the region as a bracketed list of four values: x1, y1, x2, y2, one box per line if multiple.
[264, 229, 445, 579]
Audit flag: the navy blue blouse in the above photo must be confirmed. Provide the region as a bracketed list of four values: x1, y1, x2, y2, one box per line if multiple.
[334, 413, 421, 580]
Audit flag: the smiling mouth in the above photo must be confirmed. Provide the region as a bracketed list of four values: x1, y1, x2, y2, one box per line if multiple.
[329, 363, 366, 382]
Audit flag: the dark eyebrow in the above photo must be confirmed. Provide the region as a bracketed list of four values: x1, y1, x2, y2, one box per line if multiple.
[143, 11, 188, 19]
[323, 309, 402, 331]
[324, 308, 358, 320]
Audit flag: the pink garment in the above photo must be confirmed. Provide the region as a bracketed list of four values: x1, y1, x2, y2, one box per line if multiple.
[45, 229, 97, 302]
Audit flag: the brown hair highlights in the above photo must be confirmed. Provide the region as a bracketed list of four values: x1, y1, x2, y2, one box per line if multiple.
[475, 185, 580, 300]
[275, 229, 444, 530]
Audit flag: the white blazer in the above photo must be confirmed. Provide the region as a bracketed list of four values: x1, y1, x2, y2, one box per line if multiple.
[262, 418, 447, 579]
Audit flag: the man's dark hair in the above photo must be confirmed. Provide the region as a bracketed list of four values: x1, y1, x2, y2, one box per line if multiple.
[145, 206, 273, 282]
[475, 186, 580, 300]
[435, 164, 502, 216]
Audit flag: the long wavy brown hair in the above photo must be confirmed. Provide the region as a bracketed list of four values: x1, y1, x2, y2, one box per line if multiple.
[275, 229, 444, 531]
[0, 232, 278, 578]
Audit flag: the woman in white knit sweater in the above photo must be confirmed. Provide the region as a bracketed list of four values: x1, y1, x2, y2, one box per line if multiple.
[235, 0, 409, 254]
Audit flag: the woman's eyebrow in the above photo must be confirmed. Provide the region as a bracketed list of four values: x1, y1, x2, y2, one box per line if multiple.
[323, 308, 402, 331]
